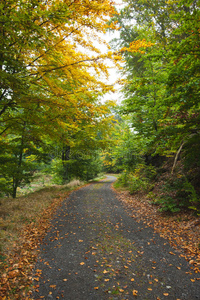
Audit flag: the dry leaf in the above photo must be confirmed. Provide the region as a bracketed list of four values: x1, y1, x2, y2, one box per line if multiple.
[133, 289, 138, 296]
[131, 278, 135, 281]
[80, 262, 85, 265]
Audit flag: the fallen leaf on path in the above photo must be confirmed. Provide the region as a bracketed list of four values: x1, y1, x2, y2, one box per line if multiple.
[133, 289, 138, 296]
[80, 262, 85, 265]
[131, 278, 135, 281]
[34, 277, 40, 281]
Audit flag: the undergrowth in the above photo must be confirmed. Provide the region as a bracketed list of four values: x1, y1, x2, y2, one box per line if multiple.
[115, 160, 200, 215]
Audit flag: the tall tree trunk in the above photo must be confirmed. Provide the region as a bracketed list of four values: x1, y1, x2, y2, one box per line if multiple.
[12, 122, 26, 198]
[62, 145, 70, 182]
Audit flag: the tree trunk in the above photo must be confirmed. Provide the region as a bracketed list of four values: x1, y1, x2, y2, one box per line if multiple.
[62, 146, 70, 181]
[11, 122, 26, 198]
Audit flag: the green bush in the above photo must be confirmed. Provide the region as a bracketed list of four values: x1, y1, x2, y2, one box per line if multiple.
[116, 163, 156, 194]
[129, 177, 149, 194]
[155, 176, 200, 214]
[117, 171, 130, 187]
[156, 195, 181, 213]
[183, 179, 200, 215]
[49, 153, 103, 184]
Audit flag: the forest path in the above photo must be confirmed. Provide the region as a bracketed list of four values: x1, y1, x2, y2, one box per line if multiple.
[33, 175, 200, 300]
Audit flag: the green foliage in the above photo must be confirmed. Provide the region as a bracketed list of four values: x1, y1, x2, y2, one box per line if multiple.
[153, 176, 200, 213]
[0, 0, 118, 197]
[157, 195, 181, 213]
[50, 152, 103, 184]
[152, 177, 184, 213]
[116, 163, 156, 194]
[49, 159, 65, 185]
[109, 0, 200, 213]
[183, 179, 200, 215]
[129, 164, 156, 194]
[0, 128, 48, 197]
[116, 171, 130, 187]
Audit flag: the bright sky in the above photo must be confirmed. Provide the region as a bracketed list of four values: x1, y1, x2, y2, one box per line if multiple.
[100, 0, 125, 105]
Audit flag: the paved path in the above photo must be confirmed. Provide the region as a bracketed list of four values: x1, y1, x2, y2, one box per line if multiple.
[33, 176, 200, 300]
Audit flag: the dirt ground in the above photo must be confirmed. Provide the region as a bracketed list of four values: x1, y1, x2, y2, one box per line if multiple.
[32, 175, 200, 300]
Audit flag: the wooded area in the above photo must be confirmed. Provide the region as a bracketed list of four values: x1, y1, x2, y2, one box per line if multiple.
[0, 1, 200, 298]
[104, 0, 200, 214]
[0, 0, 200, 214]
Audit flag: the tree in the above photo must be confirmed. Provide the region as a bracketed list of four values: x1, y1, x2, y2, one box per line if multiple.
[0, 0, 155, 197]
[108, 0, 200, 212]
[111, 0, 200, 157]
[0, 0, 118, 197]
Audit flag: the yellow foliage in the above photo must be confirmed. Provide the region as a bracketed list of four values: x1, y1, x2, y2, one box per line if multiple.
[1, 0, 153, 146]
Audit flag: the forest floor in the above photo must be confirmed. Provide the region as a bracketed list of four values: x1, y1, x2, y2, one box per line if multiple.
[0, 175, 200, 299]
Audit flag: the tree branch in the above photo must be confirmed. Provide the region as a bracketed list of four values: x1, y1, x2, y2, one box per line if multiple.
[171, 141, 185, 174]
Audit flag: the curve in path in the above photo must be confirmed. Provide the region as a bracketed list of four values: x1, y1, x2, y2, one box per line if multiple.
[33, 175, 200, 300]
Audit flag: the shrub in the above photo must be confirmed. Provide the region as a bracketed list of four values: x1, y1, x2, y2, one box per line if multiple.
[116, 163, 156, 194]
[155, 176, 200, 214]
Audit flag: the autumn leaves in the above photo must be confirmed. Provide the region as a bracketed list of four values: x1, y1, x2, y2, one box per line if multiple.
[0, 0, 120, 197]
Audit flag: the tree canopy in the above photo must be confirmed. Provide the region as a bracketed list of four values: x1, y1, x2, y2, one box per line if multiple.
[107, 0, 200, 213]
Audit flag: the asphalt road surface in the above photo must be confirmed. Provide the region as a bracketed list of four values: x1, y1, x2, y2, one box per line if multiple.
[32, 175, 200, 300]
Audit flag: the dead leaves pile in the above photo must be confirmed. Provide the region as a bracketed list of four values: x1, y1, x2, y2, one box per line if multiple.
[0, 192, 70, 299]
[112, 187, 200, 273]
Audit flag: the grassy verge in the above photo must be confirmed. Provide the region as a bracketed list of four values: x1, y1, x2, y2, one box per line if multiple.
[0, 175, 85, 299]
[88, 173, 106, 182]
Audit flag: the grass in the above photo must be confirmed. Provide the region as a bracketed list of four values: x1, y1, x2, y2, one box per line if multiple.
[0, 174, 84, 254]
[0, 173, 86, 299]
[89, 173, 107, 182]
[16, 172, 57, 196]
[113, 180, 130, 191]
